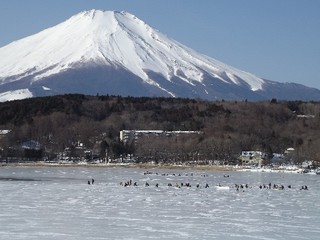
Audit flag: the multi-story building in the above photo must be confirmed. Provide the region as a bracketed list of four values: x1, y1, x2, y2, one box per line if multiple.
[120, 130, 202, 144]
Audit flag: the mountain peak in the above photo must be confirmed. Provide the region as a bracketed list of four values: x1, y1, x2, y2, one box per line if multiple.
[75, 9, 128, 22]
[0, 10, 319, 101]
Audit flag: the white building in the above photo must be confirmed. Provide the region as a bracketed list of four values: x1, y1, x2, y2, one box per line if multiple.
[240, 151, 267, 166]
[120, 130, 202, 144]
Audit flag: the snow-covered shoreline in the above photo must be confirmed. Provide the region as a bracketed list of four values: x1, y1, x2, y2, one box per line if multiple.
[238, 166, 320, 175]
[1, 161, 232, 171]
[2, 161, 318, 175]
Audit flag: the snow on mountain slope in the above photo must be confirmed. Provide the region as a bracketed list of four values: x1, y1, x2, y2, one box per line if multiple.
[0, 10, 264, 92]
[0, 89, 33, 102]
[0, 10, 319, 101]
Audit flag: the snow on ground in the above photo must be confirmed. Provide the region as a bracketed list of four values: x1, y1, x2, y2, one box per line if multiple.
[0, 166, 319, 239]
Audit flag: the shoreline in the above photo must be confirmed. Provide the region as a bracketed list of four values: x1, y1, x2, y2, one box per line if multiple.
[1, 162, 235, 171]
[1, 161, 311, 174]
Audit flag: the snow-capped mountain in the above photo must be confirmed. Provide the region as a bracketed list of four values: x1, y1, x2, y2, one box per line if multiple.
[0, 9, 319, 101]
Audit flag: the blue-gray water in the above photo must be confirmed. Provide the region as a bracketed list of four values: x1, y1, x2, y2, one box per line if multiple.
[0, 166, 319, 239]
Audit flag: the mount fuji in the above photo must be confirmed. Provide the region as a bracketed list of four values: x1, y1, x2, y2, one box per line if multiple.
[0, 9, 319, 101]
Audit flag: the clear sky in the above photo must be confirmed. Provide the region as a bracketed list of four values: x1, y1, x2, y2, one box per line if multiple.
[1, 0, 319, 89]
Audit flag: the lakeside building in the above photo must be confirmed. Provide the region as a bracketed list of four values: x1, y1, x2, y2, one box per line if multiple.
[240, 151, 267, 166]
[0, 130, 11, 140]
[120, 130, 202, 144]
[21, 140, 41, 150]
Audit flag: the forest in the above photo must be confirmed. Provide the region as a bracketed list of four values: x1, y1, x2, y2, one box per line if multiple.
[0, 94, 320, 165]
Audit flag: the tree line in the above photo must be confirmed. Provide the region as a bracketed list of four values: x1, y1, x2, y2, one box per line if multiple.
[0, 94, 319, 165]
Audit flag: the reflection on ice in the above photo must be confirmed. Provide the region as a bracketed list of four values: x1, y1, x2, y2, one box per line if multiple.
[0, 166, 319, 239]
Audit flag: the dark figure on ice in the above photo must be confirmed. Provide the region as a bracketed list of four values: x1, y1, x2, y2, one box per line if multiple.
[300, 185, 308, 190]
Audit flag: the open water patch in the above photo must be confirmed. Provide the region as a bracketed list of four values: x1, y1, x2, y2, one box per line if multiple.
[0, 177, 45, 181]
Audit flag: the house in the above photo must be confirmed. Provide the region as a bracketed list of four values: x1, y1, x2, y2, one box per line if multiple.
[285, 147, 295, 154]
[0, 129, 11, 140]
[21, 140, 41, 150]
[271, 153, 286, 165]
[240, 151, 267, 166]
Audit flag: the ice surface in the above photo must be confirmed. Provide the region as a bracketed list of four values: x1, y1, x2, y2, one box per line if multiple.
[0, 166, 319, 239]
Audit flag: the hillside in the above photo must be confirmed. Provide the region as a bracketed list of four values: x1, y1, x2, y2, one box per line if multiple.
[0, 95, 319, 164]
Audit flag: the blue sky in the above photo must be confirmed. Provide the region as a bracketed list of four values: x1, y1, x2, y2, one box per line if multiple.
[1, 0, 320, 89]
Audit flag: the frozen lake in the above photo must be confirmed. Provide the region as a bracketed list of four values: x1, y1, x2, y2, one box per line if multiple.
[0, 166, 319, 240]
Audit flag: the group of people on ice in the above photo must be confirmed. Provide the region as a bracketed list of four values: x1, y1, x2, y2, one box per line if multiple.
[118, 178, 309, 191]
[89, 171, 310, 191]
